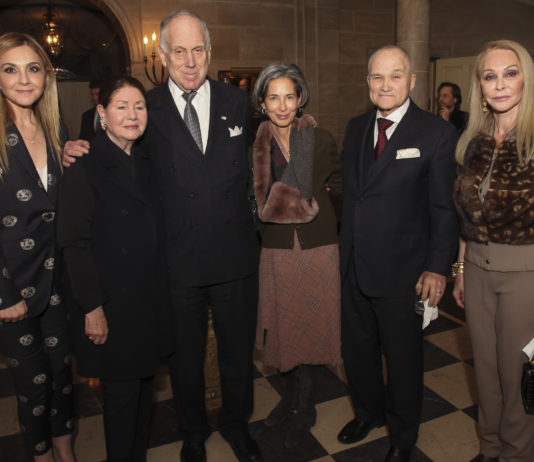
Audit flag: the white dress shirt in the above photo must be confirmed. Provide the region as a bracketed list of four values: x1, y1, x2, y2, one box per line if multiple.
[373, 97, 411, 147]
[168, 78, 211, 153]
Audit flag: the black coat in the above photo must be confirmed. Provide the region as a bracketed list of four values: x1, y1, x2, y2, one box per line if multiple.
[143, 79, 259, 288]
[340, 100, 459, 297]
[57, 133, 165, 380]
[0, 124, 61, 317]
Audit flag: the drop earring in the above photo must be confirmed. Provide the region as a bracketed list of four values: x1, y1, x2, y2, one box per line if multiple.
[482, 97, 488, 113]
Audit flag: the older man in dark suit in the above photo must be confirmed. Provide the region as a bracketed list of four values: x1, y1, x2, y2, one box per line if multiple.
[146, 10, 260, 462]
[337, 46, 459, 462]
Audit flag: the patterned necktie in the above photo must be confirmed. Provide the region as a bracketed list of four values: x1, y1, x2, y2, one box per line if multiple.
[182, 91, 203, 152]
[374, 118, 394, 159]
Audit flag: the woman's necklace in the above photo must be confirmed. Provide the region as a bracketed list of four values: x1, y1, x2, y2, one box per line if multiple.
[28, 125, 39, 144]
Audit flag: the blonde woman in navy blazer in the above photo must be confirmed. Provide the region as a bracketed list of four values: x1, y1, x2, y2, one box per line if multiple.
[0, 33, 74, 462]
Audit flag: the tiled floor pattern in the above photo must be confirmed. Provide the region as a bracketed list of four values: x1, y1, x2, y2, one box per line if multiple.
[0, 285, 480, 461]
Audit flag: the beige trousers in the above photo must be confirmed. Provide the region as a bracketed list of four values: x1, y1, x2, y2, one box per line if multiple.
[465, 246, 534, 462]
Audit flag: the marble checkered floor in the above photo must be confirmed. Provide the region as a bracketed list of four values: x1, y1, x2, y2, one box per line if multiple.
[0, 284, 480, 462]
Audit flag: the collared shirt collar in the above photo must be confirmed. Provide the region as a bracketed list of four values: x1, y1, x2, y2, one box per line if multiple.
[375, 97, 410, 125]
[168, 78, 210, 106]
[373, 98, 411, 146]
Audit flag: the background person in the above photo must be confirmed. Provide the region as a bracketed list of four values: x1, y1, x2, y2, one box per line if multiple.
[453, 39, 534, 462]
[251, 63, 342, 449]
[57, 76, 166, 462]
[0, 32, 74, 462]
[78, 79, 102, 141]
[437, 81, 468, 133]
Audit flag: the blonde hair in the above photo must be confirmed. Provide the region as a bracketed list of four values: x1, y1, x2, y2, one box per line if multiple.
[456, 40, 534, 165]
[0, 32, 62, 178]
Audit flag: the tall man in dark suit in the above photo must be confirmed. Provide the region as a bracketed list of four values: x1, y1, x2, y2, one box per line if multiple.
[148, 10, 260, 462]
[337, 46, 459, 462]
[63, 10, 260, 462]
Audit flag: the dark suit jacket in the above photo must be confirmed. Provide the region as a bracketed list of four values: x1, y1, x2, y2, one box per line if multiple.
[340, 100, 459, 297]
[57, 133, 164, 380]
[78, 107, 99, 141]
[0, 124, 61, 317]
[143, 79, 259, 288]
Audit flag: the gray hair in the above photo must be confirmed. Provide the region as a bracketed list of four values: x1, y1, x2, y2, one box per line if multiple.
[367, 45, 414, 75]
[252, 63, 310, 113]
[160, 9, 211, 53]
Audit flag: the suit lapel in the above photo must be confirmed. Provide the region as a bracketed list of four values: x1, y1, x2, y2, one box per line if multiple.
[356, 114, 375, 193]
[362, 102, 420, 192]
[149, 83, 203, 166]
[205, 79, 235, 159]
[7, 124, 56, 206]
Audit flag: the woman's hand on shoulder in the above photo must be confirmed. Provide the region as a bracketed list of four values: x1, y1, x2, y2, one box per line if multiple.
[63, 139, 90, 167]
[84, 306, 108, 345]
[452, 273, 465, 309]
[0, 300, 28, 322]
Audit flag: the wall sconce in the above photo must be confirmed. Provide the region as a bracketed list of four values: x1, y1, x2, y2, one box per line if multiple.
[143, 32, 165, 86]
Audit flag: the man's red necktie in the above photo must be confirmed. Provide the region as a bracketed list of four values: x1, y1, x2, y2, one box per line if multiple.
[374, 118, 394, 159]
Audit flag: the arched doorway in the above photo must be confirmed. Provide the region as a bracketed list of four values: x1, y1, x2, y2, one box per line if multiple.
[0, 0, 132, 137]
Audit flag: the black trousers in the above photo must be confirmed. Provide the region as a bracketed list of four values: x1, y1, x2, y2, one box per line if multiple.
[168, 272, 258, 443]
[102, 377, 154, 462]
[341, 262, 423, 449]
[0, 300, 73, 456]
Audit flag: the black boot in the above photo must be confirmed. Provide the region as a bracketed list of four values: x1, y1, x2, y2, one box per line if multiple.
[264, 368, 298, 427]
[284, 365, 316, 449]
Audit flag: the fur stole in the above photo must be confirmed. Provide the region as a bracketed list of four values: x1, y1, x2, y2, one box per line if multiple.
[253, 115, 319, 224]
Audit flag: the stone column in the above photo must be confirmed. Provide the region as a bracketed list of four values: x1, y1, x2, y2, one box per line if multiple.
[396, 0, 430, 109]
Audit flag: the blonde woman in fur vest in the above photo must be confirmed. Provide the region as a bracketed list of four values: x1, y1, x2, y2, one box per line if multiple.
[250, 63, 342, 449]
[453, 40, 534, 462]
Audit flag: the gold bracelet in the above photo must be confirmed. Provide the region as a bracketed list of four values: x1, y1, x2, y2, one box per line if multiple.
[451, 261, 464, 277]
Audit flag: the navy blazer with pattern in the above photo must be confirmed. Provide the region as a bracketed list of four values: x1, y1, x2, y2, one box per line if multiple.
[0, 124, 61, 317]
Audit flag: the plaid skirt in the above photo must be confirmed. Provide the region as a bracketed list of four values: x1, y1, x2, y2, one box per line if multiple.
[255, 236, 341, 372]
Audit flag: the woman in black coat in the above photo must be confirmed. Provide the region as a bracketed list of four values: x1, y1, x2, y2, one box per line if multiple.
[57, 76, 166, 462]
[0, 33, 74, 462]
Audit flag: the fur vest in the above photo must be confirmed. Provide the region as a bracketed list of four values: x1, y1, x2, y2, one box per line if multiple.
[454, 133, 534, 244]
[253, 115, 319, 224]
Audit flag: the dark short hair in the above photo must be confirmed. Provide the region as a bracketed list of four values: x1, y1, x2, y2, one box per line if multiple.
[438, 82, 462, 109]
[252, 63, 310, 113]
[89, 79, 103, 90]
[98, 76, 147, 108]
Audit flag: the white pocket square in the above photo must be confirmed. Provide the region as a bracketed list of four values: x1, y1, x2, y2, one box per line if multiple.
[396, 148, 420, 159]
[228, 126, 243, 137]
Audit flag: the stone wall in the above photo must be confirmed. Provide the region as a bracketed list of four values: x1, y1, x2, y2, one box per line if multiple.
[97, 0, 534, 145]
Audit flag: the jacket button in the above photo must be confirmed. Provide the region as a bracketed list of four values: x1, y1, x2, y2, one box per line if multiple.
[232, 160, 239, 166]
[169, 167, 176, 173]
[225, 191, 232, 197]
[189, 193, 196, 199]
[121, 208, 128, 215]
[121, 248, 128, 256]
